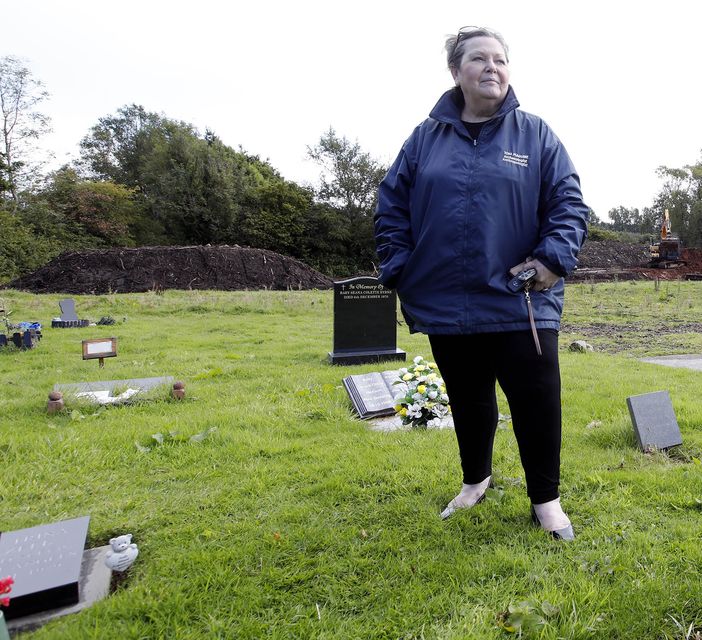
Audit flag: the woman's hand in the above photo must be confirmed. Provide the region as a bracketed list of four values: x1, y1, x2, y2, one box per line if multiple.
[509, 257, 559, 292]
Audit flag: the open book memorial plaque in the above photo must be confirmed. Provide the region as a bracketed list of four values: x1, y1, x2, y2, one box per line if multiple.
[342, 370, 406, 419]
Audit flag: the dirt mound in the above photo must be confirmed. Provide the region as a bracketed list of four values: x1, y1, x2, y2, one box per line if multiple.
[570, 239, 702, 282]
[7, 245, 334, 294]
[576, 239, 650, 269]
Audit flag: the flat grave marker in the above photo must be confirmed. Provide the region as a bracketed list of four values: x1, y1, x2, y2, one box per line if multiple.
[0, 516, 90, 620]
[626, 390, 683, 451]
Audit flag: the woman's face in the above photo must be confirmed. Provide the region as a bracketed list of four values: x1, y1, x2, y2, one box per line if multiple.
[451, 36, 510, 108]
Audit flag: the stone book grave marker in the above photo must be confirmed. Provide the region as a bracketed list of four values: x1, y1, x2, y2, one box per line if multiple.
[626, 390, 683, 451]
[342, 370, 405, 419]
[0, 516, 90, 620]
[328, 277, 406, 365]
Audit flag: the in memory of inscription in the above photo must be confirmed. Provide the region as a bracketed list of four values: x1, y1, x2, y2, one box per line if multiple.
[328, 276, 406, 365]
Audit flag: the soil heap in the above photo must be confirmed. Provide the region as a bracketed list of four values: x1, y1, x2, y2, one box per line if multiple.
[7, 245, 334, 294]
[569, 239, 702, 282]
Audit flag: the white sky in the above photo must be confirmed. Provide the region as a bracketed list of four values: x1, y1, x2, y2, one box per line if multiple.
[3, 0, 702, 220]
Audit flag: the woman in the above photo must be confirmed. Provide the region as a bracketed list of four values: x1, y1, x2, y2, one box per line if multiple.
[374, 26, 588, 540]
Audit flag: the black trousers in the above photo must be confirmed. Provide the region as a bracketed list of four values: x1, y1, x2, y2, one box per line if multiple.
[429, 330, 561, 504]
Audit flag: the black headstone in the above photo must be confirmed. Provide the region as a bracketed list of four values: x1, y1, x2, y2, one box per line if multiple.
[0, 515, 90, 620]
[626, 390, 683, 451]
[328, 277, 406, 365]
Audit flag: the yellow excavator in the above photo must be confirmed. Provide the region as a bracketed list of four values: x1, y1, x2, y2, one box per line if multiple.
[649, 209, 686, 268]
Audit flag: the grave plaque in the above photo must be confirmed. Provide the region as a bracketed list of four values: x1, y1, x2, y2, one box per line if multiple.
[343, 370, 405, 419]
[626, 390, 683, 451]
[0, 515, 90, 620]
[328, 277, 406, 365]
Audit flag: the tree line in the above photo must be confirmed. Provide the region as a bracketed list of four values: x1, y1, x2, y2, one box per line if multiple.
[2, 55, 702, 283]
[0, 57, 386, 282]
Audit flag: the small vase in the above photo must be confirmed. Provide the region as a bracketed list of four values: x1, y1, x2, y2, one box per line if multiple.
[0, 610, 10, 640]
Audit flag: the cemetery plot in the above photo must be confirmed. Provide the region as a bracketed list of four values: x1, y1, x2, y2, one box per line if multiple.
[54, 376, 175, 406]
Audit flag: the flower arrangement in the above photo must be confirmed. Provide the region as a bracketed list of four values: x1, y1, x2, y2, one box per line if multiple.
[393, 356, 450, 428]
[0, 576, 13, 607]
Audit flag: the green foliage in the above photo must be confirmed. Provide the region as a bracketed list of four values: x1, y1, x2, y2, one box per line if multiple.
[653, 155, 702, 247]
[0, 207, 60, 281]
[587, 225, 620, 241]
[43, 167, 140, 245]
[134, 427, 217, 452]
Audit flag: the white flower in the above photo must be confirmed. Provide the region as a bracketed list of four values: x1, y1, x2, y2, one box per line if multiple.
[427, 418, 441, 428]
[413, 356, 423, 364]
[400, 368, 408, 374]
[408, 403, 423, 418]
[412, 393, 423, 402]
[428, 390, 438, 399]
[393, 393, 406, 404]
[440, 394, 449, 403]
[417, 375, 427, 383]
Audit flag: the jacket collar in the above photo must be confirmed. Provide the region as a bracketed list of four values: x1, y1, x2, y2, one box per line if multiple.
[429, 85, 520, 130]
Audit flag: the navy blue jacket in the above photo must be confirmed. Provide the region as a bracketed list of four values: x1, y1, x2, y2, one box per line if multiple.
[374, 87, 589, 335]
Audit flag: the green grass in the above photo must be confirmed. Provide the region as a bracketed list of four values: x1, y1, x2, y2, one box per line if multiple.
[1, 284, 701, 639]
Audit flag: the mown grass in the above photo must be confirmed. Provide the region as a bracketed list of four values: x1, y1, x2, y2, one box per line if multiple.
[1, 283, 701, 639]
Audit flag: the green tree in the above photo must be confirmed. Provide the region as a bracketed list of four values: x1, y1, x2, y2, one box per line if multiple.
[239, 179, 311, 256]
[306, 128, 388, 274]
[0, 56, 51, 202]
[652, 158, 702, 247]
[77, 104, 163, 188]
[307, 127, 387, 217]
[43, 167, 139, 245]
[608, 206, 641, 231]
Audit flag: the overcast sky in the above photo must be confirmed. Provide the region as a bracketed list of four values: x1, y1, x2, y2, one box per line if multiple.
[4, 0, 702, 220]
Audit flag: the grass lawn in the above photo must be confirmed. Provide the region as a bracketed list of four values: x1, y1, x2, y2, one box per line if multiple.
[1, 281, 701, 639]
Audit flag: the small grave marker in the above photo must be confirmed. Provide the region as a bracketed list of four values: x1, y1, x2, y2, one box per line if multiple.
[82, 337, 117, 368]
[343, 370, 403, 419]
[626, 390, 683, 451]
[52, 299, 88, 328]
[328, 277, 406, 365]
[0, 516, 90, 620]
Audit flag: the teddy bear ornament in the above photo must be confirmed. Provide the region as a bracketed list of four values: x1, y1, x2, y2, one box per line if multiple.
[104, 534, 139, 572]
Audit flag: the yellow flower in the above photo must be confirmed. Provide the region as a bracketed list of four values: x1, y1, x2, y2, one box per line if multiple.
[428, 362, 438, 368]
[394, 404, 404, 412]
[426, 401, 435, 408]
[440, 386, 446, 393]
[399, 407, 408, 416]
[402, 373, 413, 381]
[417, 384, 426, 394]
[415, 365, 426, 371]
[427, 373, 437, 381]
